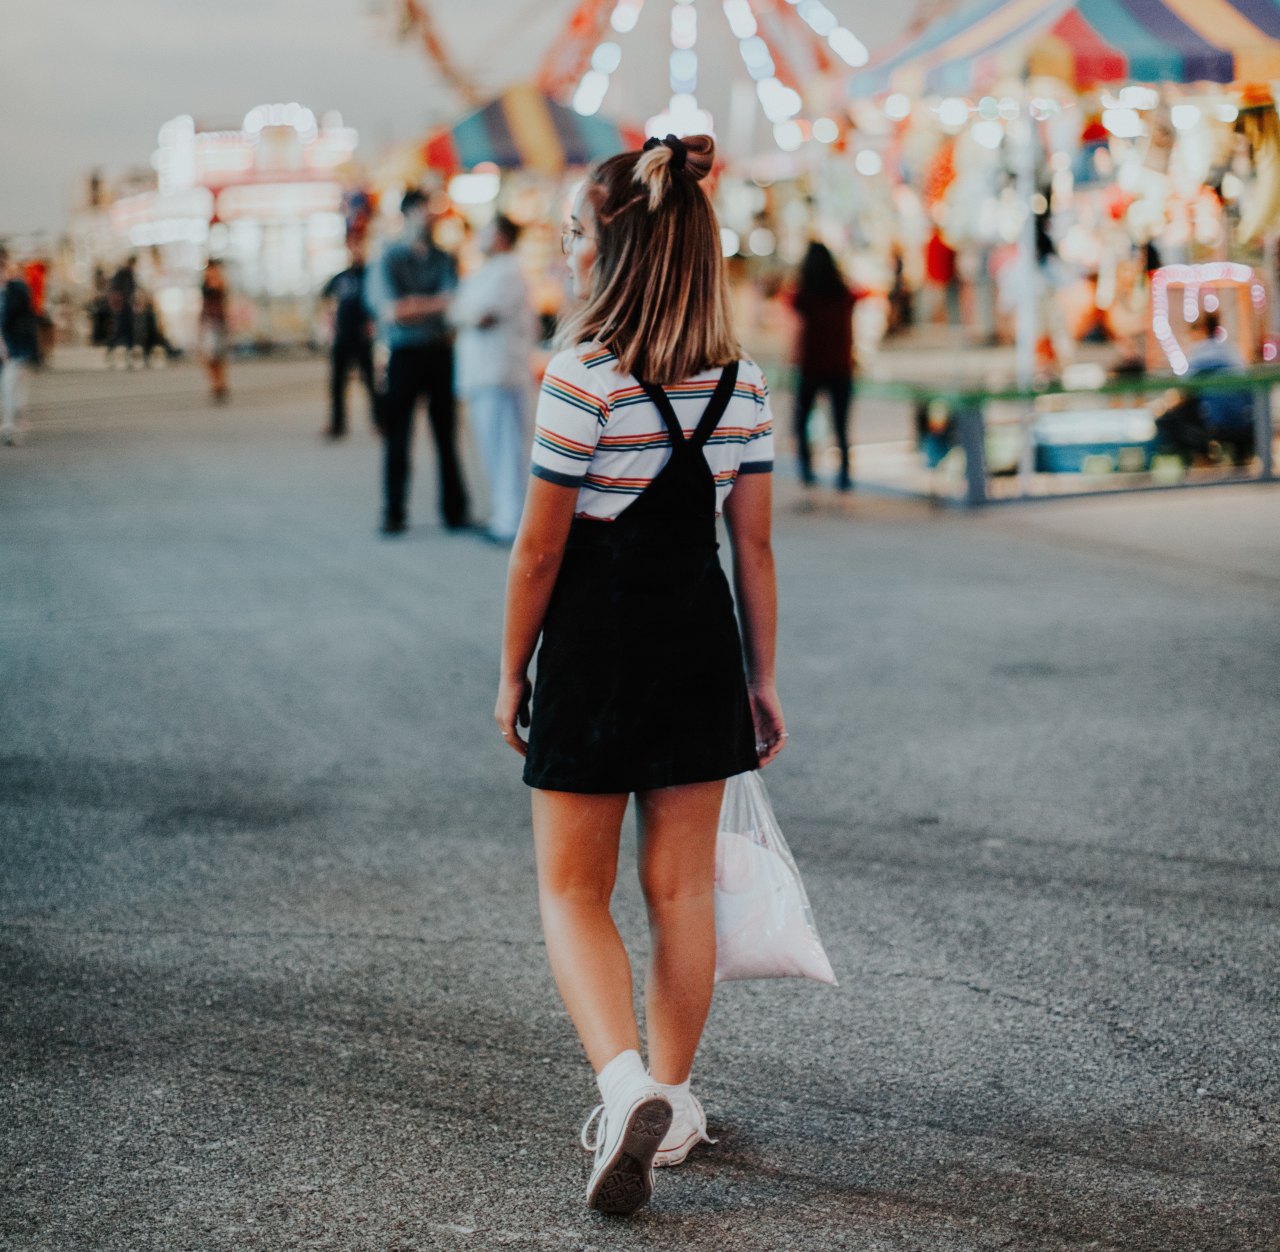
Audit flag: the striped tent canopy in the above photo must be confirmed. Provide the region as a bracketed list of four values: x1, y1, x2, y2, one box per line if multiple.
[421, 83, 631, 174]
[855, 0, 1280, 96]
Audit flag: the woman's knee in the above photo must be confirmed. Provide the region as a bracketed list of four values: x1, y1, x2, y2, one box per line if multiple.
[637, 846, 715, 912]
[539, 863, 616, 910]
[639, 871, 712, 917]
[635, 783, 721, 909]
[536, 834, 618, 905]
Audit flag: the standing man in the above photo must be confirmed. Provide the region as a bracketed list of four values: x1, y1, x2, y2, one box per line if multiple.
[107, 255, 139, 366]
[449, 215, 535, 544]
[0, 248, 38, 446]
[320, 237, 379, 441]
[370, 189, 468, 535]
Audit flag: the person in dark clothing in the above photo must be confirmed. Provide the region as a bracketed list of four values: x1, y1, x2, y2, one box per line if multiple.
[88, 268, 113, 347]
[367, 188, 468, 534]
[1, 248, 39, 445]
[790, 242, 858, 490]
[107, 256, 139, 360]
[135, 291, 176, 363]
[321, 238, 379, 440]
[886, 247, 913, 337]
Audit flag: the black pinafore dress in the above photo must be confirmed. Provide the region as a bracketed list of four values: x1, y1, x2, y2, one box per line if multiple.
[523, 361, 759, 794]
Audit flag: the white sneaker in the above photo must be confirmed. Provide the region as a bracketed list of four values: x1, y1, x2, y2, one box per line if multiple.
[580, 1088, 672, 1215]
[653, 1092, 716, 1167]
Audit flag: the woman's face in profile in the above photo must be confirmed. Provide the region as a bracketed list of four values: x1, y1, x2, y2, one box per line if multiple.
[567, 191, 597, 300]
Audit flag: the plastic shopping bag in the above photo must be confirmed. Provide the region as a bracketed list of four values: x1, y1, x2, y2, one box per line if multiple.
[713, 771, 837, 985]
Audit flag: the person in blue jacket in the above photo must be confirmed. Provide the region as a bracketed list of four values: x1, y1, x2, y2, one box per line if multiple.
[367, 189, 469, 534]
[1157, 311, 1254, 464]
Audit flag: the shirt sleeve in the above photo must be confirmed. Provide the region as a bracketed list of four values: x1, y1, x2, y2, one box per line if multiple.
[365, 250, 392, 322]
[446, 270, 482, 329]
[529, 349, 609, 487]
[379, 246, 407, 300]
[739, 360, 774, 474]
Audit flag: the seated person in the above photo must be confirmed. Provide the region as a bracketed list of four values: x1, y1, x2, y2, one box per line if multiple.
[1156, 310, 1254, 463]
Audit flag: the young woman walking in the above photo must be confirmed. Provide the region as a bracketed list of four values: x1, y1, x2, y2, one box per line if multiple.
[199, 260, 231, 404]
[791, 241, 859, 490]
[495, 134, 786, 1216]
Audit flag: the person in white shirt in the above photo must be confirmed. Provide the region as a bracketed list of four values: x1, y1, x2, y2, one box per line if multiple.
[450, 216, 536, 543]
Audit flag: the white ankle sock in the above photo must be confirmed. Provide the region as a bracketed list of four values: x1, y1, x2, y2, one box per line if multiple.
[596, 1049, 649, 1106]
[654, 1076, 691, 1109]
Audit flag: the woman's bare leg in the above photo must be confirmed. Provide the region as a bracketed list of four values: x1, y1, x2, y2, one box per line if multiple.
[531, 788, 637, 1073]
[636, 779, 725, 1085]
[205, 355, 228, 399]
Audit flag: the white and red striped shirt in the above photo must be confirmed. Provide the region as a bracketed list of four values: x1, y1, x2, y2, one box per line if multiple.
[530, 343, 774, 521]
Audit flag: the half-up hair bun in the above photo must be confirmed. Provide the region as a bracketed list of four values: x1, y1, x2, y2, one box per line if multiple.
[634, 132, 716, 209]
[679, 133, 715, 182]
[563, 133, 739, 383]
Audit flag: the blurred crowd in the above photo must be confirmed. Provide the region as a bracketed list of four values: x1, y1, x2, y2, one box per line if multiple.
[323, 189, 539, 542]
[1, 181, 1260, 492]
[86, 256, 177, 368]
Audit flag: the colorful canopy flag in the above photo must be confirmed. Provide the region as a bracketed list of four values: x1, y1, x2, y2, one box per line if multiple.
[854, 0, 1280, 96]
[421, 83, 627, 174]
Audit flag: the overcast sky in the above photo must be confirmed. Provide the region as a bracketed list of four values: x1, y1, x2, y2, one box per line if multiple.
[1, 0, 909, 239]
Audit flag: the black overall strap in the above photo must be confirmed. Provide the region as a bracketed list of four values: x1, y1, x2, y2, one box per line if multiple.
[636, 360, 740, 455]
[690, 361, 739, 451]
[636, 377, 687, 451]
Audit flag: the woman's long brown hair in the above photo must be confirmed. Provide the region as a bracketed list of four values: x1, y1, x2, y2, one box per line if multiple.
[557, 134, 741, 385]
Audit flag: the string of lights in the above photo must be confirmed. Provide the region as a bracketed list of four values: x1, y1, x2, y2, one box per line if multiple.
[723, 1, 801, 148]
[724, 0, 855, 152]
[569, 0, 870, 155]
[784, 0, 867, 69]
[536, 0, 618, 100]
[649, 1, 714, 136]
[573, 0, 647, 117]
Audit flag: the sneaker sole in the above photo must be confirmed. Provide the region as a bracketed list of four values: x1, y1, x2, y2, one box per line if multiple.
[586, 1097, 672, 1216]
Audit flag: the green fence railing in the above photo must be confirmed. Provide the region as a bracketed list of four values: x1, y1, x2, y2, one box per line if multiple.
[858, 367, 1279, 506]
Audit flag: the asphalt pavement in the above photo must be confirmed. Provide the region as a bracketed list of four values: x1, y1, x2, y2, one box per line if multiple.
[1, 356, 1277, 1251]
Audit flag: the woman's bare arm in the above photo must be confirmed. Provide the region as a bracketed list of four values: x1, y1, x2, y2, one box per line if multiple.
[495, 476, 579, 754]
[722, 473, 786, 765]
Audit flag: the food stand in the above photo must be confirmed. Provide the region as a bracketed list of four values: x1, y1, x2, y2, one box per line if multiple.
[71, 106, 361, 350]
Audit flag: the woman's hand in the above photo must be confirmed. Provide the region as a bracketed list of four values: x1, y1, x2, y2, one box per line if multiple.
[496, 477, 577, 758]
[749, 681, 788, 767]
[495, 674, 532, 757]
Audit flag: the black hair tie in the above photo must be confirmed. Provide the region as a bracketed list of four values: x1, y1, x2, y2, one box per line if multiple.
[642, 133, 688, 172]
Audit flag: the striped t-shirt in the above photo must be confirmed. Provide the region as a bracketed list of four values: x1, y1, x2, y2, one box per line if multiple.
[529, 343, 774, 520]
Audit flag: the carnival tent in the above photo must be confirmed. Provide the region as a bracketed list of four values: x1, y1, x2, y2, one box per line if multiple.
[856, 0, 1280, 96]
[420, 85, 630, 174]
